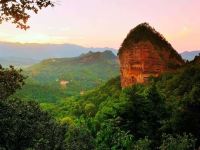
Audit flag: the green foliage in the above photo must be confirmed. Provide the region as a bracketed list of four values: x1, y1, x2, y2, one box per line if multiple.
[0, 65, 25, 99]
[39, 76, 121, 123]
[64, 124, 95, 150]
[39, 63, 200, 149]
[80, 76, 121, 108]
[0, 99, 66, 150]
[159, 133, 196, 150]
[95, 122, 134, 150]
[84, 103, 97, 117]
[0, 65, 66, 150]
[155, 65, 200, 99]
[133, 137, 151, 150]
[3, 60, 200, 149]
[60, 116, 75, 128]
[109, 84, 167, 145]
[15, 51, 119, 103]
[40, 96, 84, 119]
[155, 64, 200, 146]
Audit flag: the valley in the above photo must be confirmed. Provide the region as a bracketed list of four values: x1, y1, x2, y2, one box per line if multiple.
[14, 50, 119, 102]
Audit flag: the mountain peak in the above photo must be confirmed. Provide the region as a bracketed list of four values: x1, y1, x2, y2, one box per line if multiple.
[118, 23, 182, 60]
[38, 50, 117, 66]
[79, 50, 116, 63]
[118, 23, 184, 87]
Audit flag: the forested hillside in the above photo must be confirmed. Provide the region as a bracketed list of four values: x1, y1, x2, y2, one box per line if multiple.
[39, 62, 200, 149]
[1, 59, 200, 149]
[14, 50, 119, 102]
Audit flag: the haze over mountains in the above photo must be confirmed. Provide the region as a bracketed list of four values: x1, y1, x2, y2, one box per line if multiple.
[0, 57, 39, 67]
[0, 41, 199, 67]
[0, 42, 117, 59]
[181, 50, 200, 61]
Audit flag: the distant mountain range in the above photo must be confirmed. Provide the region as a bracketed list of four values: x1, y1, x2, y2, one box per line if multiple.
[0, 42, 117, 59]
[0, 57, 39, 67]
[180, 50, 200, 61]
[0, 42, 117, 67]
[0, 41, 199, 66]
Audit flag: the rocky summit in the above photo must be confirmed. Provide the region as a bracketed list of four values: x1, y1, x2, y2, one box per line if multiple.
[118, 23, 185, 88]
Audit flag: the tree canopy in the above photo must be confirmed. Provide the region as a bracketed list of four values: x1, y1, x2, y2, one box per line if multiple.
[0, 0, 54, 30]
[0, 65, 66, 149]
[0, 65, 25, 99]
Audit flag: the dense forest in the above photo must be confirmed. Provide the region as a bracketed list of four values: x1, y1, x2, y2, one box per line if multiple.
[1, 57, 200, 149]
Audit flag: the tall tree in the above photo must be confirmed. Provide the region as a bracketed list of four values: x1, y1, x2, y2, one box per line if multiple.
[0, 65, 25, 99]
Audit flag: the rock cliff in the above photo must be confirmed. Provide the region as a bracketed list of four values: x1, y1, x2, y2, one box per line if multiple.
[118, 23, 185, 88]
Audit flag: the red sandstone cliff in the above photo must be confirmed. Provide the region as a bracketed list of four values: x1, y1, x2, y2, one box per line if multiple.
[118, 23, 185, 88]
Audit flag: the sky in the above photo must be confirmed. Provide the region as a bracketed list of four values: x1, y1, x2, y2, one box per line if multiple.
[0, 0, 200, 52]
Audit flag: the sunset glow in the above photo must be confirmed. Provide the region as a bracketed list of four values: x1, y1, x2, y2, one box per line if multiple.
[0, 0, 200, 52]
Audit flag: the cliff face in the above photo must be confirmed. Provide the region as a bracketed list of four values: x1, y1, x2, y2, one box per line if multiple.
[119, 23, 184, 88]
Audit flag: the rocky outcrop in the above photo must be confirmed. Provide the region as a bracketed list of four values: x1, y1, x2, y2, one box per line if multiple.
[118, 23, 184, 88]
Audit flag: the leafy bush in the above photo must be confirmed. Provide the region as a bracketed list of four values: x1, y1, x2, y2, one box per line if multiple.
[159, 133, 196, 150]
[64, 124, 95, 150]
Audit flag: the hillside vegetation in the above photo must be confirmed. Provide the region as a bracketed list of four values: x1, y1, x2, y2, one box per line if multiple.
[1, 58, 200, 149]
[14, 50, 119, 102]
[39, 62, 200, 149]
